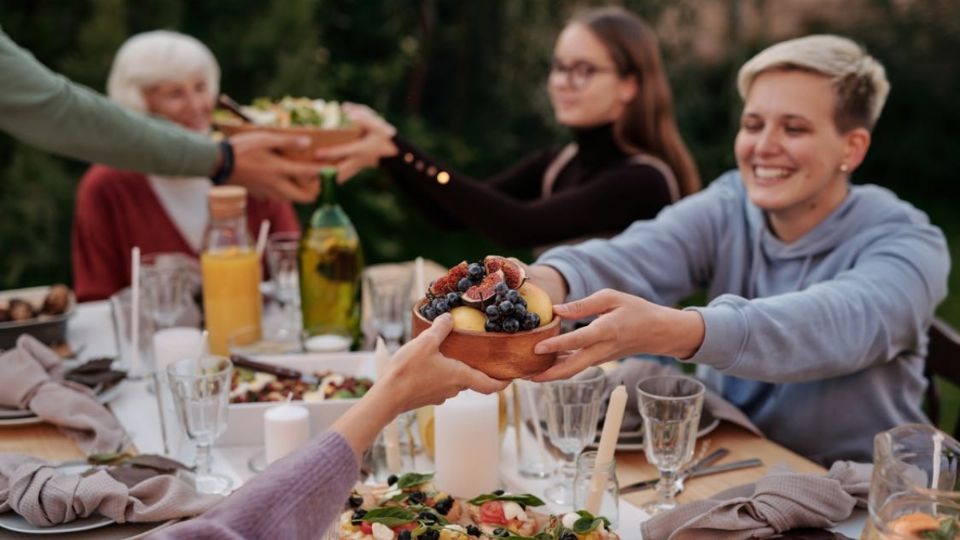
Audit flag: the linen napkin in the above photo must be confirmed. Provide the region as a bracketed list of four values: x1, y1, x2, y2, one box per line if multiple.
[607, 359, 762, 436]
[640, 460, 872, 540]
[0, 334, 126, 453]
[0, 454, 221, 527]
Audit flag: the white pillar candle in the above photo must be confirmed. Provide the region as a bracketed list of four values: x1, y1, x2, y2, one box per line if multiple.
[304, 334, 352, 353]
[264, 403, 310, 464]
[152, 327, 203, 371]
[434, 390, 499, 497]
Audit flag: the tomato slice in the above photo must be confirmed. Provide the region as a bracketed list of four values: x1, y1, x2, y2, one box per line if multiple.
[479, 501, 507, 525]
[393, 522, 417, 532]
[359, 521, 373, 534]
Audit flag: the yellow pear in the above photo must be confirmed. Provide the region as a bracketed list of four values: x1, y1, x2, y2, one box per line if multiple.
[519, 282, 553, 326]
[450, 306, 487, 332]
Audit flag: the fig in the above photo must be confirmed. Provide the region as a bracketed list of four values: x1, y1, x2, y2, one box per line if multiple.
[461, 270, 505, 308]
[428, 261, 470, 298]
[483, 255, 526, 290]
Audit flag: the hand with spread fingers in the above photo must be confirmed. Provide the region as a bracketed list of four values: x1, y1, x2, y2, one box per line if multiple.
[312, 102, 398, 182]
[227, 131, 323, 203]
[529, 288, 704, 382]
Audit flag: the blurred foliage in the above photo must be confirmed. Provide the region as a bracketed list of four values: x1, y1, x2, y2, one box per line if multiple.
[0, 0, 957, 333]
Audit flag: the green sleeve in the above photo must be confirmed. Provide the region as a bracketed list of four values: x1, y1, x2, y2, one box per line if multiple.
[0, 28, 218, 176]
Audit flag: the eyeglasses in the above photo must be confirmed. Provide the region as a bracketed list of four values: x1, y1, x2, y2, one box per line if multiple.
[549, 59, 619, 90]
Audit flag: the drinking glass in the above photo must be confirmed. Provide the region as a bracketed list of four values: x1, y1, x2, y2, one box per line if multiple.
[266, 232, 301, 330]
[573, 450, 620, 529]
[636, 375, 704, 514]
[364, 268, 412, 352]
[862, 424, 960, 540]
[140, 253, 195, 330]
[167, 355, 234, 495]
[543, 366, 606, 506]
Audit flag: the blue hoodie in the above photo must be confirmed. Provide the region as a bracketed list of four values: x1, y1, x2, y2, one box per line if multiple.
[539, 170, 950, 464]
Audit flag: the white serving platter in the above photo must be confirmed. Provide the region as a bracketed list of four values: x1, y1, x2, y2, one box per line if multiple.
[219, 351, 376, 446]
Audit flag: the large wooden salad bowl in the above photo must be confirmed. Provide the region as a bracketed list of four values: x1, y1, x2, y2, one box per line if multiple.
[216, 122, 362, 162]
[411, 301, 560, 380]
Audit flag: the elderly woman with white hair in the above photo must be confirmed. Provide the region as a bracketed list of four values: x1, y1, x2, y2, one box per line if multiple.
[522, 34, 949, 466]
[72, 30, 300, 301]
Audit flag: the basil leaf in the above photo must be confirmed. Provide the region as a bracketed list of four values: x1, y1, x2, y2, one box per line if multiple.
[467, 493, 546, 507]
[396, 472, 434, 489]
[920, 517, 959, 540]
[361, 507, 416, 526]
[572, 510, 611, 534]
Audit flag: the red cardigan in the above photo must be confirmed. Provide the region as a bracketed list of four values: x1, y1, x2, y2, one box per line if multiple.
[72, 165, 301, 302]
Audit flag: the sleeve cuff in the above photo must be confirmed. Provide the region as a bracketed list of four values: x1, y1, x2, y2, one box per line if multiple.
[684, 303, 749, 371]
[535, 255, 589, 302]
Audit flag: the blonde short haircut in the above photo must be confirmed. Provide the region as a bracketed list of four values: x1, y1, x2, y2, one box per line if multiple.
[737, 34, 890, 132]
[107, 30, 219, 114]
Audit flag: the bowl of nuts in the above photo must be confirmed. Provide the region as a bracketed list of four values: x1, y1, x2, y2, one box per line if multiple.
[0, 285, 75, 350]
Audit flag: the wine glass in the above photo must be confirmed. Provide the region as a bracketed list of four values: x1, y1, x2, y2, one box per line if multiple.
[167, 355, 234, 495]
[364, 268, 412, 352]
[543, 366, 606, 507]
[636, 375, 704, 514]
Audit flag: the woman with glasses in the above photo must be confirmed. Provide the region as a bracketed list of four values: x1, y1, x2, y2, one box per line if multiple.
[318, 6, 699, 251]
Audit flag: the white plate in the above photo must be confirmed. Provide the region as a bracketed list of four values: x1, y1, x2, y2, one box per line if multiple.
[586, 408, 720, 452]
[0, 381, 125, 427]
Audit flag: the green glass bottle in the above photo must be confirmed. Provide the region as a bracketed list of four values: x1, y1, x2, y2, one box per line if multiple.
[299, 168, 364, 346]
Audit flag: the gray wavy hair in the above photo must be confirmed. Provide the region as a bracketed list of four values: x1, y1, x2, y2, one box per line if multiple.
[737, 34, 890, 132]
[107, 30, 219, 113]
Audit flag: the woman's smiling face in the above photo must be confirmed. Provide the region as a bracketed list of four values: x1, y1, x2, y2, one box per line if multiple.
[734, 69, 871, 240]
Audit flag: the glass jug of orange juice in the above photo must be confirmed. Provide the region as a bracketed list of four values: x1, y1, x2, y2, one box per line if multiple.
[201, 186, 262, 355]
[863, 424, 960, 540]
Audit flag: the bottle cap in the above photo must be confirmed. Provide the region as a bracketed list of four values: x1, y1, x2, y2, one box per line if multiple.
[208, 186, 247, 219]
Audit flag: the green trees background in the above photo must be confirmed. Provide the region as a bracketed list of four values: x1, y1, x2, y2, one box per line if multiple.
[1, 0, 958, 330]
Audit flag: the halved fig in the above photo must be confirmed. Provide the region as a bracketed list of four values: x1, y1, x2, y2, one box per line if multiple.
[461, 270, 504, 308]
[428, 261, 469, 298]
[483, 255, 526, 290]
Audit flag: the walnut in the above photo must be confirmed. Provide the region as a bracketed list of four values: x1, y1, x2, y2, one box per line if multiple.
[8, 299, 35, 321]
[41, 284, 71, 315]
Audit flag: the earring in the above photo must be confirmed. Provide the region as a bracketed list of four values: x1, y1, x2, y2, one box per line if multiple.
[840, 164, 849, 173]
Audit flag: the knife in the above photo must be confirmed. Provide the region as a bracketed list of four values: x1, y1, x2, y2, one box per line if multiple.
[621, 458, 764, 494]
[229, 354, 319, 385]
[620, 448, 728, 493]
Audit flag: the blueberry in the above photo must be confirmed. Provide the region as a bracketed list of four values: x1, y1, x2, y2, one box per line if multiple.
[505, 290, 520, 303]
[493, 489, 505, 495]
[466, 524, 482, 537]
[494, 282, 508, 295]
[498, 300, 514, 315]
[513, 304, 527, 318]
[433, 299, 450, 313]
[561, 532, 578, 540]
[348, 494, 363, 508]
[502, 318, 520, 333]
[485, 320, 501, 332]
[485, 305, 500, 320]
[445, 292, 461, 307]
[398, 531, 412, 540]
[424, 307, 439, 320]
[434, 496, 454, 515]
[421, 530, 439, 540]
[387, 474, 398, 485]
[468, 263, 485, 280]
[524, 313, 541, 329]
[418, 510, 438, 525]
[350, 508, 367, 525]
[492, 528, 509, 537]
[457, 277, 473, 292]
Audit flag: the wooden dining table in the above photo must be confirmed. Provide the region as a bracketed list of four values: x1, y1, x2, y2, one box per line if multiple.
[0, 296, 866, 538]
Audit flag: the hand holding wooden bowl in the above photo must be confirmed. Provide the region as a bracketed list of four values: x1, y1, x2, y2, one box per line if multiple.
[216, 122, 362, 162]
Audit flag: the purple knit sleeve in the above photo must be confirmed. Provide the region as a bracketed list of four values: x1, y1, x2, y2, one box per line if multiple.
[149, 430, 358, 540]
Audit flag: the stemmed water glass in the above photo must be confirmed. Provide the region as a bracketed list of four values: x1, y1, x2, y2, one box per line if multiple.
[543, 366, 607, 506]
[167, 355, 234, 495]
[636, 375, 704, 514]
[364, 268, 412, 352]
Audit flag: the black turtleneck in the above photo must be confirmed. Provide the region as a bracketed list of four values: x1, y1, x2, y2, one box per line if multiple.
[382, 123, 675, 248]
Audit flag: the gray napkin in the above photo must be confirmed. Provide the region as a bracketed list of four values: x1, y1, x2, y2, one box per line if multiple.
[640, 461, 871, 540]
[0, 454, 221, 527]
[607, 359, 762, 436]
[0, 335, 127, 454]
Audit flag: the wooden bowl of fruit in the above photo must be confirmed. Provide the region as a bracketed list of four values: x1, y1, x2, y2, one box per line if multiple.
[411, 256, 560, 380]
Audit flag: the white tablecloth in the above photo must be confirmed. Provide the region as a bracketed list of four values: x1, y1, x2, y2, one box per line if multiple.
[69, 301, 866, 537]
